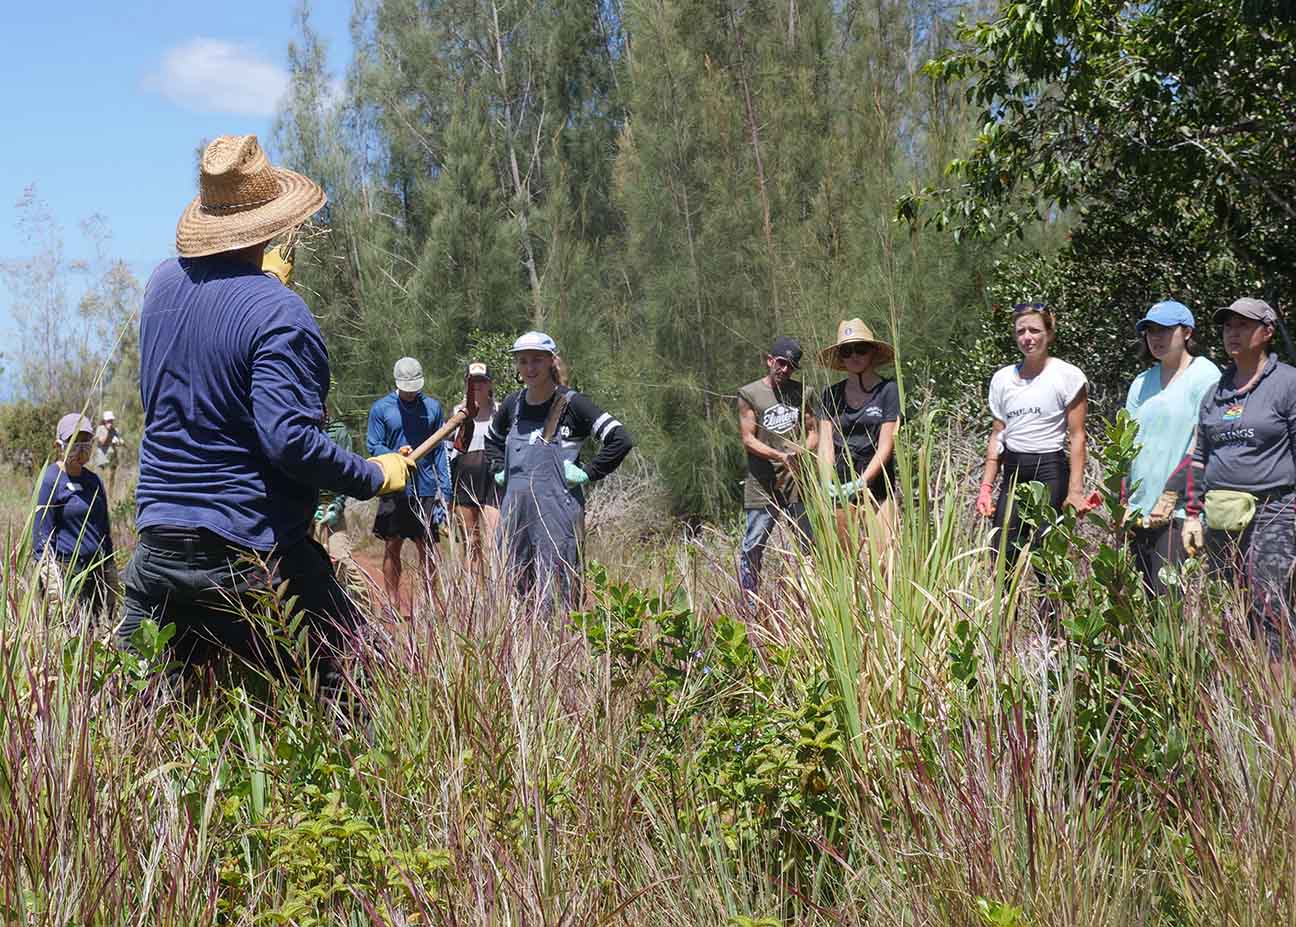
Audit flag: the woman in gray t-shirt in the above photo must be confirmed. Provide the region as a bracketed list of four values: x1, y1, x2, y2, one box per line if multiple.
[1185, 298, 1296, 653]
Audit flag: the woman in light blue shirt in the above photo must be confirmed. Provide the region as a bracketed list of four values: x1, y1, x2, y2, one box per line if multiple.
[1125, 300, 1220, 595]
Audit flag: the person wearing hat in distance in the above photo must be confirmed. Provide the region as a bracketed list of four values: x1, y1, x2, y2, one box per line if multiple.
[975, 304, 1091, 571]
[367, 356, 453, 616]
[815, 319, 901, 550]
[450, 362, 502, 570]
[32, 412, 118, 623]
[1184, 297, 1296, 654]
[91, 410, 125, 502]
[119, 135, 414, 695]
[484, 331, 634, 609]
[737, 336, 818, 598]
[1123, 300, 1220, 597]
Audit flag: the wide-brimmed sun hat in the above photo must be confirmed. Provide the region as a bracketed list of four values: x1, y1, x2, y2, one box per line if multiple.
[175, 135, 326, 258]
[818, 318, 895, 371]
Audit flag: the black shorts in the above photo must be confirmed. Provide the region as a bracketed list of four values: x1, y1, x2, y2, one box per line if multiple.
[452, 451, 501, 509]
[373, 494, 443, 542]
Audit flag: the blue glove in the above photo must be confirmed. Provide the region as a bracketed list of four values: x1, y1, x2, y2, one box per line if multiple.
[839, 478, 864, 502]
[563, 461, 590, 487]
[494, 469, 506, 487]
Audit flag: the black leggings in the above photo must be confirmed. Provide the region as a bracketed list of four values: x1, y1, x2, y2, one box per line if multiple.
[992, 450, 1069, 564]
[1130, 519, 1186, 598]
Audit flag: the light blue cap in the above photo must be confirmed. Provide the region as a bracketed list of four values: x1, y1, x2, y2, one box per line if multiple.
[511, 331, 557, 354]
[1135, 300, 1195, 333]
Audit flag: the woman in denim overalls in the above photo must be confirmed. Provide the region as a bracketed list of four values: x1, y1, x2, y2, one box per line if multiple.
[489, 332, 633, 610]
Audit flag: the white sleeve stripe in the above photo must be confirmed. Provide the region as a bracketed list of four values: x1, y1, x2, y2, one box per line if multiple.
[592, 412, 612, 435]
[596, 418, 623, 440]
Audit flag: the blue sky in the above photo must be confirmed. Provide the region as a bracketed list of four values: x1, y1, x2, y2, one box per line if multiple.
[0, 1, 353, 330]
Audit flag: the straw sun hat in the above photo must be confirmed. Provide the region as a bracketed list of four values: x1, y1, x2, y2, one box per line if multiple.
[175, 135, 325, 258]
[818, 318, 895, 371]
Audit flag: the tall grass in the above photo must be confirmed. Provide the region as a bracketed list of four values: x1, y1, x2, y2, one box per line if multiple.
[1, 408, 1296, 925]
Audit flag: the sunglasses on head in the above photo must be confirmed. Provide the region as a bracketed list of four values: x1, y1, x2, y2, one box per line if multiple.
[770, 356, 797, 369]
[838, 342, 874, 358]
[1012, 302, 1049, 315]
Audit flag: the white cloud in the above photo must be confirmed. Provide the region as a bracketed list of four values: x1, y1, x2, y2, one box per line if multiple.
[148, 38, 289, 117]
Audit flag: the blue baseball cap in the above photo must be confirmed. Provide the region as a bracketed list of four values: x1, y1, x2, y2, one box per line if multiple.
[1135, 300, 1195, 334]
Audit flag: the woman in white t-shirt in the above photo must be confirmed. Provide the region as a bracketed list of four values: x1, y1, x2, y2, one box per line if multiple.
[975, 303, 1091, 565]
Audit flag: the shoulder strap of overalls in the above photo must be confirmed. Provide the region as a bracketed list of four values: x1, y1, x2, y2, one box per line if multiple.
[541, 389, 573, 443]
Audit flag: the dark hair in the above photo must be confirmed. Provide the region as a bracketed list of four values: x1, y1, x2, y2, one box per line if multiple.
[1139, 324, 1198, 362]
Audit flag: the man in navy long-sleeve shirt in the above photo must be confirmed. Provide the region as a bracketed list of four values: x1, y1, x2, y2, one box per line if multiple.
[366, 356, 452, 616]
[118, 134, 412, 698]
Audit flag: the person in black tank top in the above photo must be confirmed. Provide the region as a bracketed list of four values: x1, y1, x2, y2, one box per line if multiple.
[815, 319, 901, 552]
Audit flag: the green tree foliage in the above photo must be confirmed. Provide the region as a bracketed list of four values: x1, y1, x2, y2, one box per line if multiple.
[277, 0, 992, 516]
[905, 0, 1296, 407]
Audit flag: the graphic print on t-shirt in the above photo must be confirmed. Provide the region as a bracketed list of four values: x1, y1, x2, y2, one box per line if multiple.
[762, 403, 800, 435]
[1223, 402, 1244, 421]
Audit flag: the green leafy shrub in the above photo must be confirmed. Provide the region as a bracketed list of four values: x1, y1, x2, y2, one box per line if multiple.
[0, 399, 61, 473]
[572, 565, 844, 883]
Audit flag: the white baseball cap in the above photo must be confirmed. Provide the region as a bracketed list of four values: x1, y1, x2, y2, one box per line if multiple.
[102, 410, 116, 422]
[393, 356, 424, 392]
[511, 331, 557, 355]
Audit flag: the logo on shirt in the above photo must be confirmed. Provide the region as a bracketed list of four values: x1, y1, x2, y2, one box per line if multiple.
[1006, 405, 1043, 420]
[1216, 427, 1255, 447]
[762, 403, 800, 435]
[864, 406, 883, 417]
[1222, 403, 1244, 421]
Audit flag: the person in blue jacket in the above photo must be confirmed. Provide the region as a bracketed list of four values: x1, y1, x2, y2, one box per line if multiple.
[1124, 300, 1220, 596]
[118, 135, 413, 700]
[367, 356, 452, 616]
[32, 412, 117, 623]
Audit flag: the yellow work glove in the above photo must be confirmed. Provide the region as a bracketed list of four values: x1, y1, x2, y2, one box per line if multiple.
[1182, 516, 1204, 557]
[369, 453, 416, 495]
[263, 245, 294, 286]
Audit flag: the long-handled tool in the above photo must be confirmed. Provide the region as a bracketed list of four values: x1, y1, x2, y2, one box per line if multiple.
[405, 376, 480, 463]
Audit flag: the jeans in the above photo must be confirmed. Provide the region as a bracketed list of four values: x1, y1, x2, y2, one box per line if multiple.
[1206, 492, 1296, 655]
[118, 528, 361, 682]
[739, 503, 812, 594]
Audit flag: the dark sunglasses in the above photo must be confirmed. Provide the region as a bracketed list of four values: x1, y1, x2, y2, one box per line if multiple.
[838, 343, 874, 358]
[1012, 302, 1050, 315]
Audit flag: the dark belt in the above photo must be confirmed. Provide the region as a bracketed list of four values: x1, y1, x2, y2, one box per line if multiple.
[139, 526, 247, 557]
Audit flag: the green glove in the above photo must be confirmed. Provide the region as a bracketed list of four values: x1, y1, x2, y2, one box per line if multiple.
[322, 501, 343, 529]
[313, 503, 327, 524]
[839, 478, 863, 502]
[563, 461, 590, 487]
[494, 469, 506, 487]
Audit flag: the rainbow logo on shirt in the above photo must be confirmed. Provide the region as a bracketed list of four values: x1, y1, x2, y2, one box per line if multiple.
[1222, 403, 1244, 421]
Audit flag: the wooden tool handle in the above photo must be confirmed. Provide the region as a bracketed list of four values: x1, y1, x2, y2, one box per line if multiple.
[405, 409, 471, 464]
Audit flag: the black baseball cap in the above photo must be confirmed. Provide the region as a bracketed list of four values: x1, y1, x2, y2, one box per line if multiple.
[768, 336, 803, 369]
[466, 361, 493, 380]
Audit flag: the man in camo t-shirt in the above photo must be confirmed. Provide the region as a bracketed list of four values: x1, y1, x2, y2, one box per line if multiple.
[736, 336, 817, 596]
